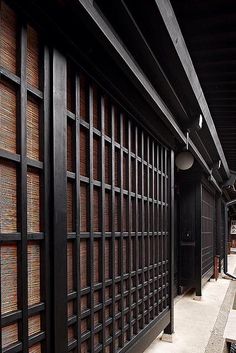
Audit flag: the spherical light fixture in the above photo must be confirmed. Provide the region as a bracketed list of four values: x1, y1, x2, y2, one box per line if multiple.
[175, 151, 194, 170]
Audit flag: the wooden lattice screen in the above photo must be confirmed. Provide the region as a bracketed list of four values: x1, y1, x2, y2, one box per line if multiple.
[0, 1, 50, 352]
[0, 1, 171, 352]
[201, 186, 215, 281]
[66, 61, 170, 353]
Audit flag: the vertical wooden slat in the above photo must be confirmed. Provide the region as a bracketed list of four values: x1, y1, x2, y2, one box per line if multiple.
[100, 95, 106, 351]
[160, 146, 164, 313]
[196, 182, 202, 297]
[75, 73, 81, 352]
[146, 136, 150, 324]
[134, 126, 139, 335]
[111, 103, 115, 351]
[164, 149, 174, 334]
[0, 233, 2, 349]
[141, 131, 145, 328]
[120, 112, 124, 346]
[156, 144, 160, 317]
[89, 85, 94, 352]
[67, 120, 74, 172]
[164, 149, 168, 309]
[19, 24, 28, 353]
[42, 45, 51, 353]
[151, 141, 155, 320]
[52, 49, 67, 353]
[127, 119, 132, 339]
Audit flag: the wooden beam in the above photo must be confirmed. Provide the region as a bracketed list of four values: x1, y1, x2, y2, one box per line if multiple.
[118, 0, 190, 123]
[77, 0, 222, 192]
[155, 0, 230, 179]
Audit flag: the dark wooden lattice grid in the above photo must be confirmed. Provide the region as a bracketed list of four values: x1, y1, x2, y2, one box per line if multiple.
[0, 2, 50, 352]
[66, 60, 170, 352]
[201, 186, 215, 277]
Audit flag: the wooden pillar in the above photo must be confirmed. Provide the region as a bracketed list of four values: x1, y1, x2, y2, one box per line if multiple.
[52, 49, 67, 353]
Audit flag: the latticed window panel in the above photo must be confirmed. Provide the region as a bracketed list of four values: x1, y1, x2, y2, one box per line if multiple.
[0, 2, 49, 352]
[66, 59, 170, 352]
[201, 186, 215, 278]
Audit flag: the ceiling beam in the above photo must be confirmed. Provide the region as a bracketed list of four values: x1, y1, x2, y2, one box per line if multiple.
[78, 0, 222, 192]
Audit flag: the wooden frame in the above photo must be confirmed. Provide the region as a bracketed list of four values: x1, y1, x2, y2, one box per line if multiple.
[63, 58, 172, 352]
[0, 1, 175, 353]
[0, 2, 51, 352]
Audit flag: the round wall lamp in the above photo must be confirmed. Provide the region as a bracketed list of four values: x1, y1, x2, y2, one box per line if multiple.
[175, 114, 204, 171]
[175, 131, 194, 170]
[175, 150, 194, 170]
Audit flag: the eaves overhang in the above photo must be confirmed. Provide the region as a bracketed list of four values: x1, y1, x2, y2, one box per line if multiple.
[77, 0, 223, 191]
[13, 0, 226, 192]
[154, 0, 230, 179]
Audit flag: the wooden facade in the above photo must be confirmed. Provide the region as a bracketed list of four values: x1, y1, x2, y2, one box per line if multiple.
[0, 1, 174, 352]
[0, 0, 233, 352]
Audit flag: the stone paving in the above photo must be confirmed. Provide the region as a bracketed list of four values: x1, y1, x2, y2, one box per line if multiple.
[144, 254, 236, 353]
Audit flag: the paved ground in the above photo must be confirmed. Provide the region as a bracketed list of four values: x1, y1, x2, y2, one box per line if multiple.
[144, 254, 236, 353]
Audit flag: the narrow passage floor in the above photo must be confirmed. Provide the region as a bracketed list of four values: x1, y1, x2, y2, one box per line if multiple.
[145, 254, 236, 353]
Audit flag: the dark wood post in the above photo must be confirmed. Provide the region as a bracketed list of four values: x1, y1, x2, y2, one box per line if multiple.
[52, 49, 67, 353]
[195, 181, 202, 297]
[216, 194, 222, 273]
[164, 149, 175, 334]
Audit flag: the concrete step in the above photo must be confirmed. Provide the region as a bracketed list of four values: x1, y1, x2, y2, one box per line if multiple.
[223, 310, 236, 344]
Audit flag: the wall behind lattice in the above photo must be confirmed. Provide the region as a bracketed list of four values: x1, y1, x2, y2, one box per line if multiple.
[0, 1, 50, 352]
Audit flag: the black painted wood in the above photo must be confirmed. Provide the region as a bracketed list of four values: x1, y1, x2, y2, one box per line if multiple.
[75, 73, 81, 353]
[0, 2, 175, 352]
[52, 49, 67, 353]
[195, 182, 202, 297]
[42, 44, 51, 353]
[164, 149, 174, 334]
[19, 24, 28, 353]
